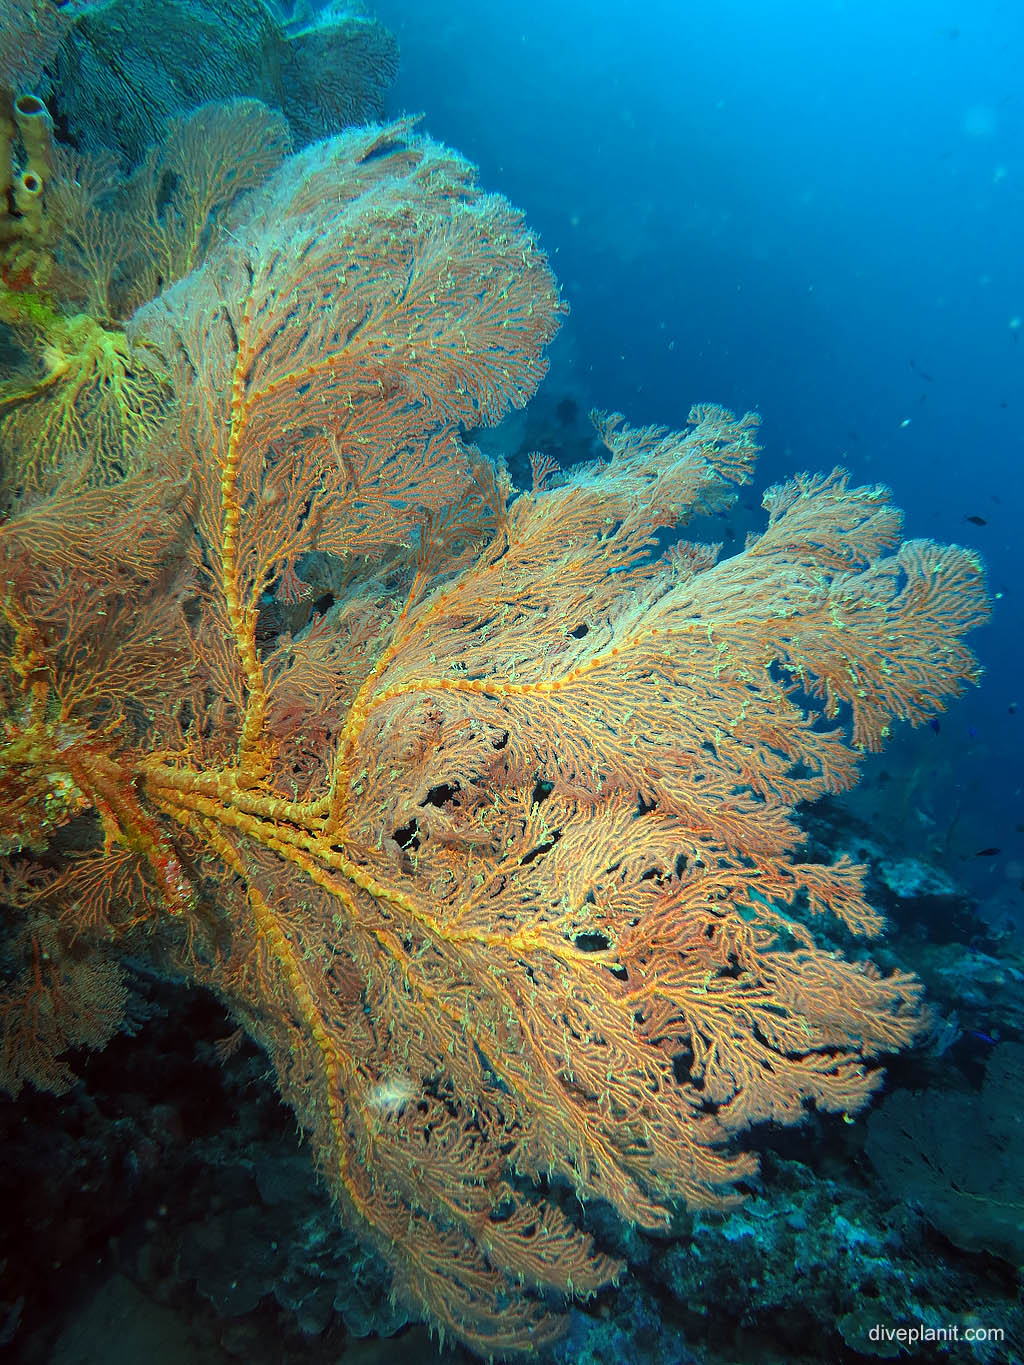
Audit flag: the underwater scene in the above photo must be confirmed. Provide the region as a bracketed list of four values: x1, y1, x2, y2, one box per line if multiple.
[0, 0, 1021, 1361]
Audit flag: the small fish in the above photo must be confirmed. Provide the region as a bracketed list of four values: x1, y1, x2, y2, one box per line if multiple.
[928, 716, 941, 734]
[975, 847, 1001, 857]
[964, 514, 987, 526]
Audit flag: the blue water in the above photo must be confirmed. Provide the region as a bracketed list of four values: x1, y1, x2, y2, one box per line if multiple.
[376, 0, 1024, 919]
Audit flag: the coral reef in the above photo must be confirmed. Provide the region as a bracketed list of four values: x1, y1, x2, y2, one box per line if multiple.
[867, 1041, 1024, 1265]
[50, 0, 397, 162]
[0, 98, 291, 498]
[0, 106, 989, 1356]
[0, 0, 77, 95]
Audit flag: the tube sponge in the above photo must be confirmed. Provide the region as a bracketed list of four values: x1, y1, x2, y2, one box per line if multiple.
[13, 94, 53, 180]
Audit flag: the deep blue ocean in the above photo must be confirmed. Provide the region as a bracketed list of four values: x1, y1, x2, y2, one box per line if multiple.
[377, 0, 1024, 925]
